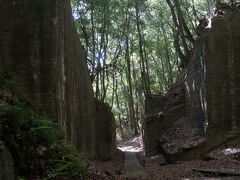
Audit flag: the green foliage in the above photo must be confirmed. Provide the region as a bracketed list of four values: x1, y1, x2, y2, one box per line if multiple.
[30, 115, 59, 144]
[47, 143, 87, 179]
[72, 0, 213, 136]
[0, 73, 16, 89]
[45, 141, 87, 179]
[5, 105, 25, 122]
[1, 103, 87, 179]
[17, 176, 25, 180]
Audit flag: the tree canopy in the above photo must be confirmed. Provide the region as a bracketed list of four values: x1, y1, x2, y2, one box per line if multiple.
[71, 0, 220, 137]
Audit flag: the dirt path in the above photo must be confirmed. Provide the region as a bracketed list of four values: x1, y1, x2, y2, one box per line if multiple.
[119, 151, 149, 179]
[124, 151, 141, 172]
[117, 136, 150, 180]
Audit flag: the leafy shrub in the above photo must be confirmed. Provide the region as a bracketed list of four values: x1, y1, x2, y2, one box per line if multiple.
[0, 73, 16, 89]
[30, 115, 59, 144]
[1, 104, 87, 179]
[5, 105, 25, 123]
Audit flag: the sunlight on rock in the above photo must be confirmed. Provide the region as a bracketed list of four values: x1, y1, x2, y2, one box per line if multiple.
[131, 137, 139, 143]
[117, 136, 143, 152]
[223, 148, 240, 155]
[118, 146, 142, 152]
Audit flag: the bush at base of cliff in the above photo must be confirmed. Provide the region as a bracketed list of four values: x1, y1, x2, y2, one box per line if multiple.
[0, 79, 87, 179]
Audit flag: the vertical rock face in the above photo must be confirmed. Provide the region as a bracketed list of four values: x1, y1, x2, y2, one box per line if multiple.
[95, 100, 116, 160]
[185, 35, 207, 136]
[143, 95, 167, 156]
[143, 11, 240, 160]
[206, 12, 240, 135]
[0, 0, 96, 156]
[187, 11, 240, 136]
[177, 11, 240, 160]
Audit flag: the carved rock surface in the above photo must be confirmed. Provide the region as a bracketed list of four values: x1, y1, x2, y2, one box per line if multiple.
[0, 0, 96, 156]
[144, 11, 240, 161]
[143, 73, 186, 156]
[95, 100, 116, 160]
[160, 11, 240, 162]
[206, 12, 240, 135]
[177, 11, 240, 161]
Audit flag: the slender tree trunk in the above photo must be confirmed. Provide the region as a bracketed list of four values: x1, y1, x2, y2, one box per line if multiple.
[125, 36, 138, 135]
[115, 79, 123, 137]
[160, 24, 173, 84]
[135, 1, 151, 97]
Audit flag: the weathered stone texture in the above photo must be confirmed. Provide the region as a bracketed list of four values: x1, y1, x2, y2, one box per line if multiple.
[187, 11, 240, 137]
[143, 77, 186, 156]
[95, 100, 116, 160]
[185, 34, 208, 135]
[206, 12, 240, 135]
[144, 11, 240, 160]
[0, 0, 96, 156]
[143, 95, 166, 156]
[177, 11, 240, 160]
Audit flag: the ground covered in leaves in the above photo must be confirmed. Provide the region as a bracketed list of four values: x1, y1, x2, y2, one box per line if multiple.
[87, 150, 124, 180]
[87, 136, 240, 180]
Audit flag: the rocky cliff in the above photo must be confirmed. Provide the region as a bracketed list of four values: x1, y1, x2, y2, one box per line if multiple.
[95, 100, 116, 160]
[0, 0, 96, 156]
[143, 10, 240, 161]
[206, 11, 240, 135]
[186, 10, 240, 140]
[179, 11, 240, 160]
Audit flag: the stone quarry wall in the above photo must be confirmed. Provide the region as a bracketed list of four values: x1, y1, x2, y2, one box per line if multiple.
[143, 11, 240, 159]
[0, 0, 96, 156]
[206, 12, 240, 136]
[187, 11, 240, 137]
[185, 35, 207, 136]
[143, 95, 166, 156]
[177, 12, 240, 160]
[95, 100, 116, 160]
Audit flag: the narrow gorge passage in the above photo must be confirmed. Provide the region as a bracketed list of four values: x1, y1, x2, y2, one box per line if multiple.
[118, 136, 150, 179]
[2, 1, 240, 179]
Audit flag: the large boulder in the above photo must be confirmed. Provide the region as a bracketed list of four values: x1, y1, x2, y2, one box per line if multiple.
[95, 100, 116, 160]
[143, 94, 166, 156]
[143, 73, 186, 156]
[159, 118, 207, 163]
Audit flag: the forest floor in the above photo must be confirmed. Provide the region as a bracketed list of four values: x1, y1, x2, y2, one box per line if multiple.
[87, 136, 240, 180]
